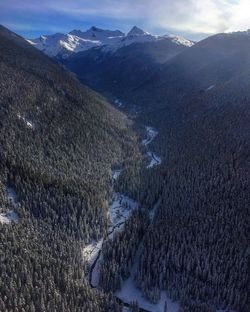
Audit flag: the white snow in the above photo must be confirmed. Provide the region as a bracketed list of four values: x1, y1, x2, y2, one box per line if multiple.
[142, 126, 161, 169]
[108, 193, 139, 238]
[205, 84, 216, 91]
[147, 152, 162, 168]
[116, 279, 179, 312]
[142, 127, 158, 146]
[17, 113, 35, 129]
[27, 26, 194, 57]
[82, 239, 103, 264]
[0, 210, 18, 224]
[112, 169, 123, 181]
[82, 238, 103, 287]
[91, 253, 102, 287]
[114, 99, 123, 107]
[0, 187, 19, 224]
[115, 196, 172, 312]
[169, 34, 194, 47]
[6, 186, 17, 206]
[83, 168, 138, 286]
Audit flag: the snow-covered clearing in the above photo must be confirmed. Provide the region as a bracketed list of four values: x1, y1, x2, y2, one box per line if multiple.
[112, 168, 123, 181]
[0, 210, 18, 224]
[17, 113, 35, 129]
[147, 151, 161, 168]
[0, 187, 19, 225]
[6, 186, 18, 206]
[142, 127, 158, 146]
[117, 280, 179, 312]
[108, 193, 139, 238]
[205, 84, 216, 91]
[82, 239, 103, 264]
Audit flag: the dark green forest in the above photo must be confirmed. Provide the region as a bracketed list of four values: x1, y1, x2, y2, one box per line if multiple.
[90, 33, 250, 312]
[0, 26, 140, 312]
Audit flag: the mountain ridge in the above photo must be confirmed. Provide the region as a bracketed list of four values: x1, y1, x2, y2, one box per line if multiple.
[27, 25, 194, 57]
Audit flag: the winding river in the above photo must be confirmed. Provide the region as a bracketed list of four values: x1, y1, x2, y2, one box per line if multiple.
[83, 126, 164, 312]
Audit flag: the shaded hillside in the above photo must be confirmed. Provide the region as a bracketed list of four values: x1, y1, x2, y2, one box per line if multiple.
[131, 31, 250, 115]
[96, 32, 250, 311]
[62, 38, 190, 99]
[0, 25, 139, 312]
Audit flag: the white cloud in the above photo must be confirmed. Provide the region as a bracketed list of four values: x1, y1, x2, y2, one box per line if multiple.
[47, 0, 250, 34]
[2, 0, 250, 36]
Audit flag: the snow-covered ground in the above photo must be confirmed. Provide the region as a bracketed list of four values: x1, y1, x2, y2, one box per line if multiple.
[0, 187, 19, 225]
[0, 210, 18, 224]
[142, 127, 158, 146]
[116, 279, 179, 312]
[205, 84, 216, 91]
[142, 126, 161, 168]
[82, 239, 103, 287]
[112, 168, 123, 181]
[82, 239, 103, 264]
[83, 168, 139, 287]
[6, 186, 18, 206]
[108, 193, 139, 238]
[114, 99, 123, 107]
[147, 151, 161, 168]
[115, 195, 178, 312]
[17, 113, 35, 129]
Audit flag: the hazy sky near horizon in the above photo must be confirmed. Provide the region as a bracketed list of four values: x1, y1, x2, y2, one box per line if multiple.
[1, 0, 250, 40]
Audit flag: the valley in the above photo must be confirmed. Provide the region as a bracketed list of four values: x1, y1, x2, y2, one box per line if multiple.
[83, 125, 167, 312]
[0, 21, 249, 312]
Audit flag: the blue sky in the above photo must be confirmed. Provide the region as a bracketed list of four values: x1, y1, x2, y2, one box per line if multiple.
[1, 0, 250, 40]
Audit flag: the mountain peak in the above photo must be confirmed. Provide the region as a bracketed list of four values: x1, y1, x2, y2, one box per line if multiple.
[127, 26, 148, 36]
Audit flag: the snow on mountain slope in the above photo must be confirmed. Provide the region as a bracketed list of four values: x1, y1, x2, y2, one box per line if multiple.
[27, 26, 194, 58]
[69, 26, 124, 41]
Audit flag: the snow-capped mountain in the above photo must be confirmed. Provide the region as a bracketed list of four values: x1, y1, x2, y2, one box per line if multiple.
[27, 26, 194, 58]
[127, 26, 150, 36]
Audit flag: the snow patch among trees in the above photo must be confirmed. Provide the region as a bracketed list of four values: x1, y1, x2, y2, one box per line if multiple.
[114, 99, 123, 107]
[82, 239, 103, 264]
[17, 113, 35, 129]
[116, 279, 179, 312]
[142, 126, 161, 168]
[0, 210, 18, 224]
[205, 84, 216, 91]
[0, 186, 19, 225]
[108, 193, 139, 238]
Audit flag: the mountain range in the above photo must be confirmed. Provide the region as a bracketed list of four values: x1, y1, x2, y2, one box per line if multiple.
[27, 25, 194, 58]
